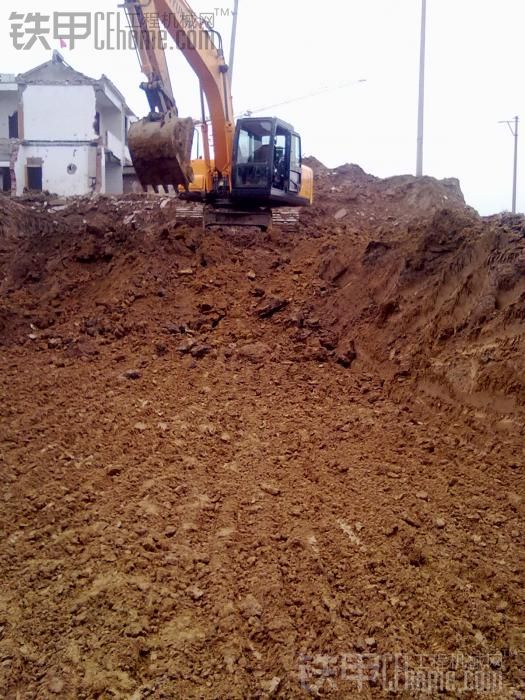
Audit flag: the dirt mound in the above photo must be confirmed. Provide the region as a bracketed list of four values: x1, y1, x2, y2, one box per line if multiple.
[1, 173, 524, 410]
[300, 159, 473, 243]
[0, 170, 523, 698]
[309, 205, 525, 410]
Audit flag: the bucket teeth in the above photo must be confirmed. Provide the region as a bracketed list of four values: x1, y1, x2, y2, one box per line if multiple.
[128, 114, 194, 192]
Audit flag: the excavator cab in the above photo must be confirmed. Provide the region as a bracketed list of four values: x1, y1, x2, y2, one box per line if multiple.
[231, 117, 310, 208]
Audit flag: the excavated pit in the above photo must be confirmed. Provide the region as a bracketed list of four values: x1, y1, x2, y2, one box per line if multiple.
[0, 162, 523, 698]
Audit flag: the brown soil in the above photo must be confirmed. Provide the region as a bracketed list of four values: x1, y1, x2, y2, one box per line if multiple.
[0, 164, 523, 699]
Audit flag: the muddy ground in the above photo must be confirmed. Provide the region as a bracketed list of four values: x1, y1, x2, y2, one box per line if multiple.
[0, 165, 523, 698]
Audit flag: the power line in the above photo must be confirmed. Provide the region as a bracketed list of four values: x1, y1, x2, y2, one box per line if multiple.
[237, 78, 367, 118]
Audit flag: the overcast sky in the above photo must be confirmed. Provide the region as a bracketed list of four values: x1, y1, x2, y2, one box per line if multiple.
[1, 0, 524, 215]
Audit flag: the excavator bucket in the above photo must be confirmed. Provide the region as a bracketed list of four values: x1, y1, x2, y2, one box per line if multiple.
[128, 113, 195, 192]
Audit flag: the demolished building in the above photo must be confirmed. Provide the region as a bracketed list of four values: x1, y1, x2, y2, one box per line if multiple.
[0, 51, 135, 196]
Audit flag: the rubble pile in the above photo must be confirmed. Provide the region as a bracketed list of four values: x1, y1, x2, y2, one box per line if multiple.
[0, 164, 523, 698]
[2, 166, 525, 410]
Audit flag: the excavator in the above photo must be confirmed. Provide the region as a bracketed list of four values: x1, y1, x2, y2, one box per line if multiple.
[123, 0, 313, 229]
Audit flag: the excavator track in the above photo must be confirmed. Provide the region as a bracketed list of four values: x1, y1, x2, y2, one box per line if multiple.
[272, 208, 301, 230]
[175, 204, 300, 231]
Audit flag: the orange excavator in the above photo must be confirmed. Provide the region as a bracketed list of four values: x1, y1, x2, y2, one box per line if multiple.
[123, 0, 313, 228]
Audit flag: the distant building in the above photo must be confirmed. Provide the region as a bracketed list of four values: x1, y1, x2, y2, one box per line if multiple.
[0, 51, 135, 196]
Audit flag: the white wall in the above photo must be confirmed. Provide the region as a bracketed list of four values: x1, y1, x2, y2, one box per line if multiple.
[105, 161, 122, 194]
[10, 83, 128, 195]
[99, 148, 106, 193]
[106, 129, 122, 158]
[98, 101, 125, 193]
[14, 144, 96, 195]
[101, 83, 122, 111]
[99, 106, 124, 154]
[22, 85, 96, 141]
[0, 89, 19, 139]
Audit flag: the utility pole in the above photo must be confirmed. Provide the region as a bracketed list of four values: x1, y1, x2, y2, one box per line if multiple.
[229, 0, 239, 85]
[416, 0, 427, 177]
[499, 116, 519, 214]
[512, 116, 519, 214]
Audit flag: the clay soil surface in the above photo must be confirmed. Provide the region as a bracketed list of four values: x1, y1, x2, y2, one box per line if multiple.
[0, 166, 523, 698]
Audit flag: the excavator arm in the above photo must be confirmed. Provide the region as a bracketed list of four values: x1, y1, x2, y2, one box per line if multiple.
[123, 1, 175, 113]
